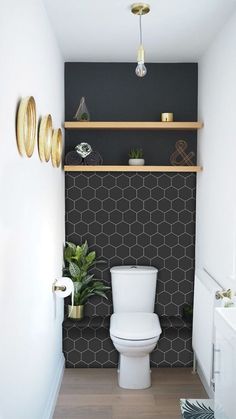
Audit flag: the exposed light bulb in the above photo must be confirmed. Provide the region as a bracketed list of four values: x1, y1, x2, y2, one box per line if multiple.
[135, 45, 147, 77]
[135, 61, 147, 77]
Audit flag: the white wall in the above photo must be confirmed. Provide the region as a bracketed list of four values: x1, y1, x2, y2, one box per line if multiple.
[196, 9, 236, 291]
[0, 1, 65, 418]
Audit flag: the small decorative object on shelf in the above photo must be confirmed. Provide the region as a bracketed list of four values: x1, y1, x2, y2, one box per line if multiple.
[75, 142, 92, 158]
[84, 150, 103, 165]
[65, 150, 83, 165]
[63, 241, 109, 320]
[128, 148, 145, 166]
[65, 142, 103, 166]
[170, 139, 195, 166]
[161, 112, 174, 122]
[74, 97, 90, 121]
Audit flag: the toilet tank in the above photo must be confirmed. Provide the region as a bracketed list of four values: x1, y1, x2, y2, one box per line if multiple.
[110, 265, 158, 313]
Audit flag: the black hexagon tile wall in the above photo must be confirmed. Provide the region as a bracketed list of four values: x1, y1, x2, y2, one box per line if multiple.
[64, 172, 195, 367]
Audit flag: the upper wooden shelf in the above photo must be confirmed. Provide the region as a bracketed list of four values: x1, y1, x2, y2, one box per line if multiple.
[64, 121, 203, 130]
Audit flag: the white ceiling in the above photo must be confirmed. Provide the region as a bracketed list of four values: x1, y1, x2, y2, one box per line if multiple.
[43, 0, 236, 62]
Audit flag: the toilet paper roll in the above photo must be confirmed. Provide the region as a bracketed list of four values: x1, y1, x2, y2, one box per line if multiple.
[54, 277, 74, 299]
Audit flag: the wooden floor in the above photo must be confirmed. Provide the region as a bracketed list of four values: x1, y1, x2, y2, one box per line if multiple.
[53, 368, 207, 419]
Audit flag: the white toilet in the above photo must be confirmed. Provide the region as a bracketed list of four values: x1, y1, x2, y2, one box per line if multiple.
[109, 265, 162, 389]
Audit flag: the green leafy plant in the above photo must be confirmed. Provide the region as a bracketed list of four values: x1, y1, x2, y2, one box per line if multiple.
[63, 241, 109, 306]
[128, 148, 144, 159]
[182, 304, 193, 322]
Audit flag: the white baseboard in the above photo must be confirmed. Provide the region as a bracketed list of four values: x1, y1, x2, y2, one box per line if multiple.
[43, 354, 65, 419]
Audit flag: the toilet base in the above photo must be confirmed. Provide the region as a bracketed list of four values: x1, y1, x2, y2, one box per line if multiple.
[118, 354, 151, 389]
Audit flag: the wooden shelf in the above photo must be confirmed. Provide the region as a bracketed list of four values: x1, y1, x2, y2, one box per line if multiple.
[64, 165, 202, 173]
[64, 121, 203, 130]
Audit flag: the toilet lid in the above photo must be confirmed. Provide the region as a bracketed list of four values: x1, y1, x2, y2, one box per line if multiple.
[110, 313, 161, 340]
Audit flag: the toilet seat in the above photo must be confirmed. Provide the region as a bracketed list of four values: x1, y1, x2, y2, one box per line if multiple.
[110, 312, 161, 341]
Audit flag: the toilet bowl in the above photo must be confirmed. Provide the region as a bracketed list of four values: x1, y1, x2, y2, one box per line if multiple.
[109, 266, 162, 389]
[110, 312, 161, 389]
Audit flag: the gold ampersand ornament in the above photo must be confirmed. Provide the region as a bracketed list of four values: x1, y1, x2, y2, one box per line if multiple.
[170, 140, 195, 166]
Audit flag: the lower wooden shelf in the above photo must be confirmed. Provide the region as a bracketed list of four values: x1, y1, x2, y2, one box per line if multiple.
[64, 165, 202, 172]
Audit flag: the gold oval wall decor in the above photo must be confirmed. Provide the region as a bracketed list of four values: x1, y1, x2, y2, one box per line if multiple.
[39, 114, 53, 162]
[51, 128, 62, 168]
[17, 96, 36, 157]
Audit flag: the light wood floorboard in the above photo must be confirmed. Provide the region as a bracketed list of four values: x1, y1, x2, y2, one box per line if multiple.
[53, 368, 207, 419]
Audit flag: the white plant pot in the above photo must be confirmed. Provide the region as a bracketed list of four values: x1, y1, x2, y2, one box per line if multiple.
[128, 158, 145, 166]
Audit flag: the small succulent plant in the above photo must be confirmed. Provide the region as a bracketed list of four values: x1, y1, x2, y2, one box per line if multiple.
[128, 148, 144, 159]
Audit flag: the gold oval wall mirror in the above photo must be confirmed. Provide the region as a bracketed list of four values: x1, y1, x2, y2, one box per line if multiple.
[16, 96, 36, 157]
[39, 114, 52, 162]
[51, 128, 62, 168]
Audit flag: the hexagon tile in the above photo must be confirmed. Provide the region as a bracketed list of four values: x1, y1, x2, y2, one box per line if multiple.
[65, 172, 196, 368]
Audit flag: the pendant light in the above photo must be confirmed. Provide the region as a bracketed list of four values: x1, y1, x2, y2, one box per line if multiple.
[131, 3, 150, 78]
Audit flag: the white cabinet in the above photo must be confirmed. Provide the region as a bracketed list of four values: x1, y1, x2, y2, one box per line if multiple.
[214, 308, 236, 419]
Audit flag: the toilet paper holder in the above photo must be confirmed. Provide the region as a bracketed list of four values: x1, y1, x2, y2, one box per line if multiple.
[53, 284, 67, 292]
[52, 278, 74, 301]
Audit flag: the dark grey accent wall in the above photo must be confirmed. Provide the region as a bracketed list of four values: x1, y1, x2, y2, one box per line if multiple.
[64, 62, 198, 368]
[65, 63, 198, 165]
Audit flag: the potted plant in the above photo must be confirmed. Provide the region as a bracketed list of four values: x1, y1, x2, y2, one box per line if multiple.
[63, 241, 109, 320]
[128, 148, 145, 166]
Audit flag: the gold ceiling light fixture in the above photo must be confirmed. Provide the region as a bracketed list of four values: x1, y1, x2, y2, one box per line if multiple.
[131, 3, 150, 78]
